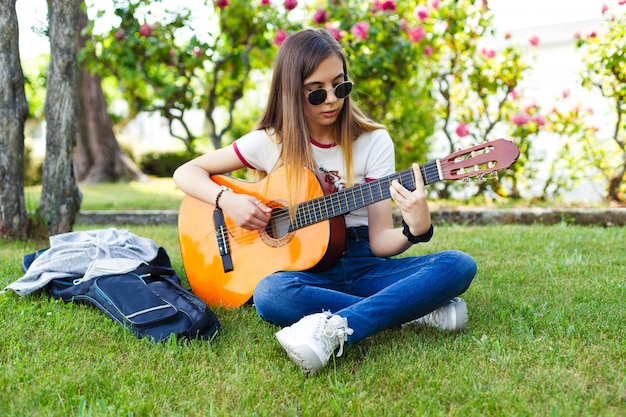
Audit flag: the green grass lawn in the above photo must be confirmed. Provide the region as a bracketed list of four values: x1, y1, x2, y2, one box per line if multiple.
[2, 225, 624, 416]
[3, 182, 625, 416]
[25, 178, 185, 211]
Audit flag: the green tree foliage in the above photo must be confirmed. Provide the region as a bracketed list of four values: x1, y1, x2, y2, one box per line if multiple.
[85, 0, 298, 153]
[294, 0, 540, 198]
[306, 0, 435, 174]
[574, 5, 625, 202]
[536, 4, 625, 204]
[82, 0, 581, 200]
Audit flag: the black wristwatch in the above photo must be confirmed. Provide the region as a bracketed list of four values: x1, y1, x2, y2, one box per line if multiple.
[402, 221, 434, 244]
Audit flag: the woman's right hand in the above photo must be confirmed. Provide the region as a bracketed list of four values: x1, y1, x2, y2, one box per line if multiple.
[219, 191, 273, 230]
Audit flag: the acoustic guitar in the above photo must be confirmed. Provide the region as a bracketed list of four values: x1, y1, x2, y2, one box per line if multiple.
[178, 139, 520, 308]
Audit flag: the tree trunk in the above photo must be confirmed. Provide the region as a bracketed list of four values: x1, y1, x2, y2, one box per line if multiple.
[76, 67, 149, 183]
[75, 3, 147, 183]
[37, 0, 82, 235]
[0, 0, 30, 240]
[607, 163, 626, 203]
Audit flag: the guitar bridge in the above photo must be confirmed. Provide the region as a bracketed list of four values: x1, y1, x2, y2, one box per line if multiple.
[213, 208, 233, 273]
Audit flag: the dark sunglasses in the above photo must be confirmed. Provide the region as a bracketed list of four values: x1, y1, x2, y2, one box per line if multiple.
[305, 81, 353, 106]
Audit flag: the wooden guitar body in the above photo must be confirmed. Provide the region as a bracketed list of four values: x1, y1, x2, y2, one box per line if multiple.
[178, 167, 345, 308]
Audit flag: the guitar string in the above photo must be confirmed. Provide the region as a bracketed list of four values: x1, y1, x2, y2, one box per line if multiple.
[195, 142, 510, 277]
[220, 154, 497, 249]
[220, 163, 442, 249]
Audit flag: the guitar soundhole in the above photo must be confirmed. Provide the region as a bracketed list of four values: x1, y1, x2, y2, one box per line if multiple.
[259, 200, 295, 248]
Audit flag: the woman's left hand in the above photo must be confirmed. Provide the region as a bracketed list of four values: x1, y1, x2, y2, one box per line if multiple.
[389, 163, 432, 236]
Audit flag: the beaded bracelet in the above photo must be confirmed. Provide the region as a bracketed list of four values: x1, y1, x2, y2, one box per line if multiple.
[215, 185, 231, 210]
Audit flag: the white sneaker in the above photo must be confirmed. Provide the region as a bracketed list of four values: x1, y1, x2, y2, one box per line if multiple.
[411, 297, 468, 331]
[275, 312, 354, 374]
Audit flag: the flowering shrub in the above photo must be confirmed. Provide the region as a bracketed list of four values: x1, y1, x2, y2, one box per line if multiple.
[88, 0, 299, 152]
[543, 97, 605, 200]
[300, 0, 541, 198]
[303, 0, 442, 164]
[86, 0, 578, 200]
[573, 4, 626, 202]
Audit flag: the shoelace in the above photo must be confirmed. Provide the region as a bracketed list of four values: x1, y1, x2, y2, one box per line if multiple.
[322, 318, 354, 358]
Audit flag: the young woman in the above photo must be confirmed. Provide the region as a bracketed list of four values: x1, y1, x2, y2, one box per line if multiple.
[173, 28, 477, 374]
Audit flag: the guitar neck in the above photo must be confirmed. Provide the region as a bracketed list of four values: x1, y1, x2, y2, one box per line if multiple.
[289, 160, 441, 231]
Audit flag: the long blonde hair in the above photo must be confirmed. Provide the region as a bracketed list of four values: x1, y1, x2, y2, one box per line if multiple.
[256, 28, 384, 213]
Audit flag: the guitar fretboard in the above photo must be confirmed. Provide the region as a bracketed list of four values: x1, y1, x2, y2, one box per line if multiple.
[287, 160, 440, 231]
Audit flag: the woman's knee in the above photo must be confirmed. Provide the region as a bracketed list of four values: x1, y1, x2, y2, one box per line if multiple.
[440, 250, 478, 292]
[253, 273, 299, 325]
[449, 250, 477, 276]
[252, 276, 276, 316]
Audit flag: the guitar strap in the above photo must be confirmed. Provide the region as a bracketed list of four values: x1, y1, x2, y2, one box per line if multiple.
[213, 208, 234, 273]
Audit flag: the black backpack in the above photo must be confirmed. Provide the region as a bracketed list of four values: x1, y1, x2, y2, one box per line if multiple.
[22, 247, 221, 342]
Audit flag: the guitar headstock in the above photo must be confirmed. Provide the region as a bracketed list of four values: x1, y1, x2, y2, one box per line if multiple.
[439, 139, 520, 181]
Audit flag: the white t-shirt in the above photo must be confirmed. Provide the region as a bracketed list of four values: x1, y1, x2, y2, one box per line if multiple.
[233, 128, 395, 228]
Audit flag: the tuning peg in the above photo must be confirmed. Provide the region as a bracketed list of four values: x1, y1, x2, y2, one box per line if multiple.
[486, 172, 499, 180]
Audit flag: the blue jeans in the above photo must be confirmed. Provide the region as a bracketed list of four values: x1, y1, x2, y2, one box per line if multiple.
[253, 227, 477, 345]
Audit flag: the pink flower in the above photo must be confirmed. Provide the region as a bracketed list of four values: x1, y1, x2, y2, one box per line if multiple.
[456, 123, 470, 137]
[114, 29, 125, 41]
[414, 5, 429, 21]
[562, 89, 570, 99]
[533, 115, 546, 127]
[274, 29, 288, 47]
[508, 89, 520, 100]
[215, 0, 228, 9]
[138, 23, 152, 37]
[325, 24, 342, 41]
[619, 0, 626, 5]
[284, 0, 297, 11]
[528, 34, 540, 46]
[430, 0, 440, 9]
[601, 3, 609, 13]
[260, 0, 270, 5]
[351, 22, 370, 40]
[510, 113, 530, 126]
[423, 45, 434, 56]
[480, 47, 496, 58]
[314, 8, 329, 24]
[408, 26, 425, 43]
[372, 0, 396, 12]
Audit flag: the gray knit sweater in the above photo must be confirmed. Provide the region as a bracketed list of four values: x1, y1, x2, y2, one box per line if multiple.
[4, 228, 159, 296]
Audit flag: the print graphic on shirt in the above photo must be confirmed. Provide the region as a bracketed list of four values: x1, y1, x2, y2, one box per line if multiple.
[319, 167, 344, 190]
